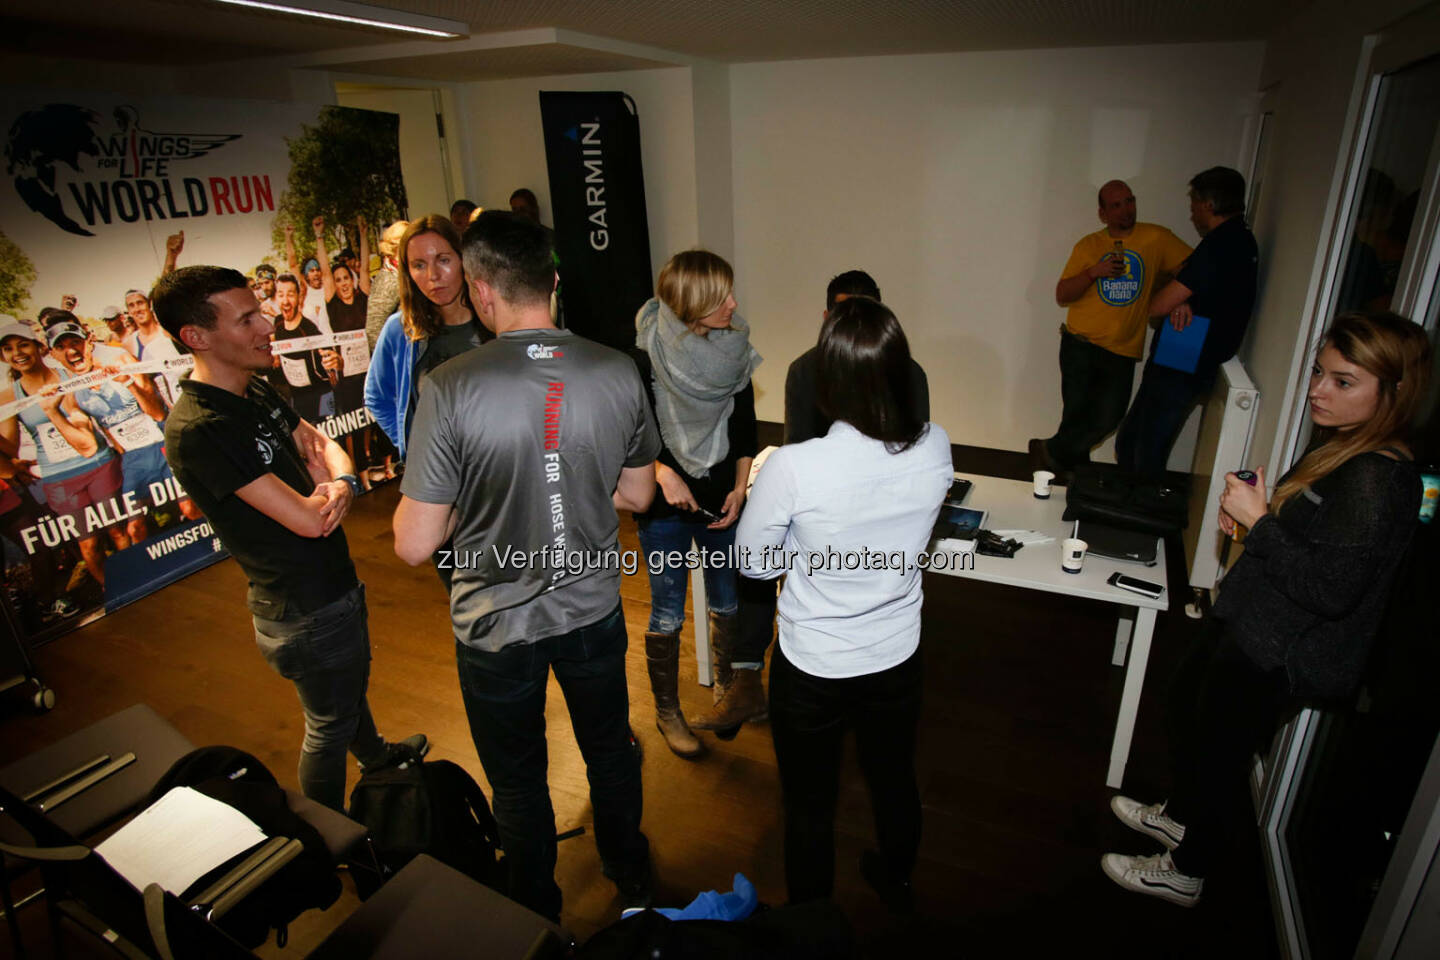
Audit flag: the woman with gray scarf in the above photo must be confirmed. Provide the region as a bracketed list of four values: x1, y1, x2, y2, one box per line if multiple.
[631, 250, 762, 758]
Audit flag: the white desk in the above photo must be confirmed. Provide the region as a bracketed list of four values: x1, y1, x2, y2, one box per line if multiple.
[687, 469, 1166, 789]
[929, 474, 1168, 789]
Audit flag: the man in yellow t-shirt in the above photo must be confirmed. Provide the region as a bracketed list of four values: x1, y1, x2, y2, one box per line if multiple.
[1029, 180, 1191, 473]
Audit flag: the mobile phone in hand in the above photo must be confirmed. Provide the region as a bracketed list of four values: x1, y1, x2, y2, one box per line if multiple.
[693, 505, 722, 522]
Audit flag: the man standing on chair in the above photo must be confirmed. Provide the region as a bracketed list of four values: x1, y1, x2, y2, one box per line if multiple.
[393, 210, 660, 922]
[152, 266, 425, 813]
[1030, 181, 1192, 474]
[1116, 167, 1260, 480]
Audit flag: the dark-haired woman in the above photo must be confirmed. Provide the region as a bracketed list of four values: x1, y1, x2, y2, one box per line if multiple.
[632, 249, 761, 759]
[1103, 311, 1431, 908]
[736, 297, 952, 909]
[365, 215, 492, 588]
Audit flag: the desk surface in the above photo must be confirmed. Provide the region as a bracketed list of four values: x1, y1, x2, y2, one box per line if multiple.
[929, 474, 1168, 612]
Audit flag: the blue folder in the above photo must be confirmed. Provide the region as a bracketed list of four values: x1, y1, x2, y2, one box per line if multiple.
[1153, 314, 1210, 374]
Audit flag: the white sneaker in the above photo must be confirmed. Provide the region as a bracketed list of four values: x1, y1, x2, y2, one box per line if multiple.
[1111, 795, 1186, 850]
[1101, 851, 1203, 907]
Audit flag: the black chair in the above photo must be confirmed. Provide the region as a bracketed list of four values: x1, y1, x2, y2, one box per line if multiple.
[143, 854, 568, 960]
[1, 704, 196, 956]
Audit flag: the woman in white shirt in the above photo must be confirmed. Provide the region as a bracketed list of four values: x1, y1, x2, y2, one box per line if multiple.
[736, 296, 952, 910]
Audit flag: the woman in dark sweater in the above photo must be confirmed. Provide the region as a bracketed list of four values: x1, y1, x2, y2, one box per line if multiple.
[1103, 311, 1431, 907]
[632, 250, 761, 758]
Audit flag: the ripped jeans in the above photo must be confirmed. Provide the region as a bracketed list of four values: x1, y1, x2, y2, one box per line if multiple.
[636, 513, 737, 635]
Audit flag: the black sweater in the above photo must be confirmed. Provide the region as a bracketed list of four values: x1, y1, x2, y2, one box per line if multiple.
[628, 347, 758, 521]
[1213, 451, 1420, 700]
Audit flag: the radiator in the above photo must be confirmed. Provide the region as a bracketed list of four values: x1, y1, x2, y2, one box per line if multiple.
[1184, 357, 1261, 592]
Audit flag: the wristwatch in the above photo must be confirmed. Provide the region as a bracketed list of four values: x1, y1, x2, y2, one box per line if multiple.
[336, 473, 362, 497]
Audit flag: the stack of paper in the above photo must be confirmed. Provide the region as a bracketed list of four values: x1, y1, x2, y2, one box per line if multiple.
[95, 786, 267, 894]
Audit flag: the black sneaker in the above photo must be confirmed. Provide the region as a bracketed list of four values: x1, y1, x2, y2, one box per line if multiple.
[860, 850, 914, 914]
[611, 858, 654, 912]
[362, 734, 429, 771]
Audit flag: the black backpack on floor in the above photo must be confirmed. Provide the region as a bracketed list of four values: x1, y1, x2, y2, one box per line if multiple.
[346, 758, 503, 898]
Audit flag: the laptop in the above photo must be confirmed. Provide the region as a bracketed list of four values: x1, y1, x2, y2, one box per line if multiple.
[1077, 520, 1159, 566]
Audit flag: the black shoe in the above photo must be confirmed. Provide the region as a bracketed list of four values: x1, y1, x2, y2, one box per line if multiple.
[1028, 438, 1057, 474]
[713, 723, 741, 741]
[860, 850, 914, 914]
[363, 733, 429, 771]
[612, 859, 654, 912]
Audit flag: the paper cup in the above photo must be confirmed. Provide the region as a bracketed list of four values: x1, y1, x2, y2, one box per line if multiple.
[1061, 537, 1087, 574]
[1033, 470, 1055, 499]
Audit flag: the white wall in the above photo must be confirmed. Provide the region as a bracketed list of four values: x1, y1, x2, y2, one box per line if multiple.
[459, 67, 700, 281]
[730, 43, 1263, 444]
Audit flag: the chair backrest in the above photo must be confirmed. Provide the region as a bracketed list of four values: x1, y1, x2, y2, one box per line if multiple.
[143, 883, 254, 960]
[0, 783, 158, 954]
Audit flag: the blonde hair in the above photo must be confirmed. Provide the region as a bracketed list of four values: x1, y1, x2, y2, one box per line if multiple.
[397, 215, 470, 341]
[1273, 311, 1431, 511]
[378, 219, 409, 259]
[655, 250, 733, 329]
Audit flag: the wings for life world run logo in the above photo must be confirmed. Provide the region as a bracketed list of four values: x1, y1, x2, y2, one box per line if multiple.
[527, 343, 564, 360]
[1097, 249, 1144, 306]
[4, 103, 271, 237]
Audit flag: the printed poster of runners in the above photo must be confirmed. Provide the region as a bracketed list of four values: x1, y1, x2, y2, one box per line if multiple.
[0, 91, 407, 644]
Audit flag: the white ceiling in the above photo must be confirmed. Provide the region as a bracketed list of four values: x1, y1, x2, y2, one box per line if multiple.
[3, 0, 1312, 77]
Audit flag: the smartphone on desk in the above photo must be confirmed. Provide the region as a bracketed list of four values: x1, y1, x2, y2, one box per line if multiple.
[1108, 571, 1164, 599]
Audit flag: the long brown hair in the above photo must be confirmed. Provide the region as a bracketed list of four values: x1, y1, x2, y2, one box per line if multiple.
[397, 215, 471, 341]
[1273, 311, 1431, 511]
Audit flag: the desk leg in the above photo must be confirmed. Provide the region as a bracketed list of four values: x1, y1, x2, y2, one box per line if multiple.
[1112, 609, 1135, 667]
[1107, 606, 1157, 790]
[692, 565, 712, 687]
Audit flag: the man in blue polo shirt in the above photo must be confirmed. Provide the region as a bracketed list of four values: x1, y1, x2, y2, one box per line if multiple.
[1117, 167, 1260, 480]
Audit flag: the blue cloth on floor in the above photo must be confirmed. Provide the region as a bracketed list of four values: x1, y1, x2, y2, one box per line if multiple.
[622, 873, 758, 922]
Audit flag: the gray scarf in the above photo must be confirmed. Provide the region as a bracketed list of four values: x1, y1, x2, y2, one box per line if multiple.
[635, 297, 762, 478]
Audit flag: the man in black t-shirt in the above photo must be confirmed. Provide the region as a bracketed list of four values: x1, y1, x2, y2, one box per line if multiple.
[1117, 167, 1260, 479]
[394, 211, 660, 922]
[153, 265, 424, 812]
[783, 270, 930, 444]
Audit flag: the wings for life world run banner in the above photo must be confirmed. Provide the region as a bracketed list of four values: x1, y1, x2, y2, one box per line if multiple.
[0, 92, 407, 644]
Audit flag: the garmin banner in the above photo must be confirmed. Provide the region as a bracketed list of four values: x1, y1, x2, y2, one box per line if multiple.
[539, 91, 653, 350]
[0, 91, 405, 645]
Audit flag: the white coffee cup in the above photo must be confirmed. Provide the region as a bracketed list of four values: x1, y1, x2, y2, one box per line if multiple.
[1033, 470, 1055, 499]
[1061, 537, 1088, 574]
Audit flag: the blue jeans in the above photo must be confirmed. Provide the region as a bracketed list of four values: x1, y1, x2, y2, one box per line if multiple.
[636, 513, 738, 635]
[455, 605, 648, 921]
[252, 583, 386, 811]
[1115, 360, 1211, 480]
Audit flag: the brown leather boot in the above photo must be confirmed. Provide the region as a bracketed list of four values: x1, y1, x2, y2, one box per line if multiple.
[691, 665, 766, 731]
[644, 632, 705, 759]
[707, 611, 736, 705]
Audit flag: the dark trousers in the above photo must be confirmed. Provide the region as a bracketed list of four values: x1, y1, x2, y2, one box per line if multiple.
[1115, 360, 1211, 481]
[1045, 329, 1136, 471]
[1164, 625, 1291, 878]
[253, 584, 387, 811]
[770, 644, 923, 904]
[455, 604, 648, 920]
[735, 574, 779, 666]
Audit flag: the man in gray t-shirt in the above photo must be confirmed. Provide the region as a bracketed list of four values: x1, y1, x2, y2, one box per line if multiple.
[395, 210, 659, 922]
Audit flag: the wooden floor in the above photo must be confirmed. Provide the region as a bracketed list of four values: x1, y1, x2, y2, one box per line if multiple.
[1, 478, 1279, 957]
